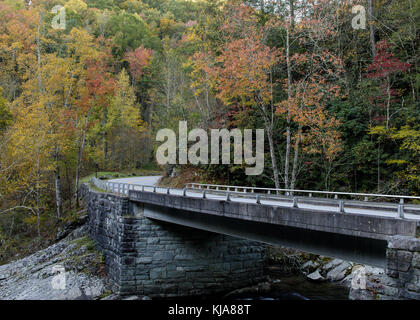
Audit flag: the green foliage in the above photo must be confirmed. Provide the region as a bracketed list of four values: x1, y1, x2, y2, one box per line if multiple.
[0, 88, 12, 132]
[107, 12, 152, 58]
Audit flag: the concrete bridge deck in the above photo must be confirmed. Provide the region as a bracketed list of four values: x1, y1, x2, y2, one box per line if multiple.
[107, 176, 420, 221]
[93, 177, 420, 268]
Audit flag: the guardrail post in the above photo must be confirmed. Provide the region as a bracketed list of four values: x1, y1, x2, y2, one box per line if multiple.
[334, 194, 338, 200]
[309, 193, 312, 198]
[267, 190, 271, 195]
[203, 190, 207, 199]
[141, 185, 145, 192]
[183, 188, 187, 197]
[398, 204, 405, 219]
[339, 200, 345, 213]
[256, 194, 261, 204]
[364, 197, 368, 202]
[226, 192, 231, 202]
[293, 197, 298, 208]
[167, 188, 170, 195]
[400, 198, 404, 205]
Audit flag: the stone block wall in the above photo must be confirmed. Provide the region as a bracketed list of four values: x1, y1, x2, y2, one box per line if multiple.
[383, 236, 420, 299]
[350, 235, 420, 300]
[81, 184, 266, 297]
[80, 184, 130, 291]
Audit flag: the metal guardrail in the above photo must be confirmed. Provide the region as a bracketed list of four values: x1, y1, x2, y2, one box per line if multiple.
[185, 183, 420, 219]
[90, 178, 420, 219]
[91, 178, 162, 195]
[185, 183, 420, 202]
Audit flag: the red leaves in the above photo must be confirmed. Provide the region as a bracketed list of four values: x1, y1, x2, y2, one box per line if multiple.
[366, 41, 411, 79]
[124, 46, 154, 81]
[81, 57, 115, 112]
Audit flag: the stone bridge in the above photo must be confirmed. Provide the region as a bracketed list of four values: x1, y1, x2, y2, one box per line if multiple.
[81, 179, 420, 299]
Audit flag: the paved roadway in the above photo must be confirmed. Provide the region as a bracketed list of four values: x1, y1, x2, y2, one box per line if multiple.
[107, 176, 420, 222]
[109, 175, 162, 186]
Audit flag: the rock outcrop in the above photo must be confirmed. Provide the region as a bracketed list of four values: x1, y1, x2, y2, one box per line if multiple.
[0, 223, 112, 300]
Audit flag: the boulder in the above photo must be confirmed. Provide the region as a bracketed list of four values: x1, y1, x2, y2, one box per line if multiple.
[322, 259, 344, 273]
[301, 260, 320, 274]
[326, 262, 351, 282]
[307, 270, 326, 282]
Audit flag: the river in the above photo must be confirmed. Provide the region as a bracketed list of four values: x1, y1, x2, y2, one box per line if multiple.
[232, 276, 349, 300]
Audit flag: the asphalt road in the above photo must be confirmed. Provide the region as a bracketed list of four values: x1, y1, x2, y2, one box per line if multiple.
[109, 176, 162, 186]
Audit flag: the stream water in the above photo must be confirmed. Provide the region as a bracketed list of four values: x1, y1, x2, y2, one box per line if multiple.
[232, 275, 349, 300]
[170, 275, 350, 301]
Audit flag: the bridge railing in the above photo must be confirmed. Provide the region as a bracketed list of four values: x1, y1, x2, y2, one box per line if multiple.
[185, 182, 420, 203]
[89, 178, 420, 219]
[185, 182, 420, 218]
[90, 177, 167, 195]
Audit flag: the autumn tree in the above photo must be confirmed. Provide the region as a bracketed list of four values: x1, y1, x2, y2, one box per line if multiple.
[205, 3, 284, 188]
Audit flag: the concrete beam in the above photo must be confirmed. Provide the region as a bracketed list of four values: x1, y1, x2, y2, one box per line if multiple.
[141, 202, 388, 268]
[129, 191, 417, 242]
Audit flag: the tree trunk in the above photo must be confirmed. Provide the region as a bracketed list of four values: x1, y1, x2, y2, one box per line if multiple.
[377, 143, 381, 193]
[408, 0, 418, 100]
[284, 0, 295, 189]
[55, 168, 62, 218]
[36, 147, 41, 239]
[36, 15, 43, 94]
[368, 0, 376, 58]
[266, 120, 280, 190]
[75, 114, 89, 208]
[284, 17, 292, 189]
[166, 59, 171, 114]
[205, 78, 211, 125]
[386, 76, 391, 130]
[290, 125, 302, 191]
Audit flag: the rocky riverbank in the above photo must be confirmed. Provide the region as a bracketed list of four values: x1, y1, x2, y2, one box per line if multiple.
[263, 246, 389, 300]
[0, 219, 113, 300]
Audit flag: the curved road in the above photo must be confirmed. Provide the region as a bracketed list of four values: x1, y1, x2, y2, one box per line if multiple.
[109, 176, 162, 186]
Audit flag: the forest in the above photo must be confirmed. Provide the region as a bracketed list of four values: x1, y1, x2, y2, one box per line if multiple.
[0, 0, 418, 263]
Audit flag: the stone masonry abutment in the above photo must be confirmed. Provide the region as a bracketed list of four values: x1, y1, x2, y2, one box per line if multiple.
[81, 184, 266, 297]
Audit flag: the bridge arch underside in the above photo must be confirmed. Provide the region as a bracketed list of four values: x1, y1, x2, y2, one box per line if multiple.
[140, 203, 388, 268]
